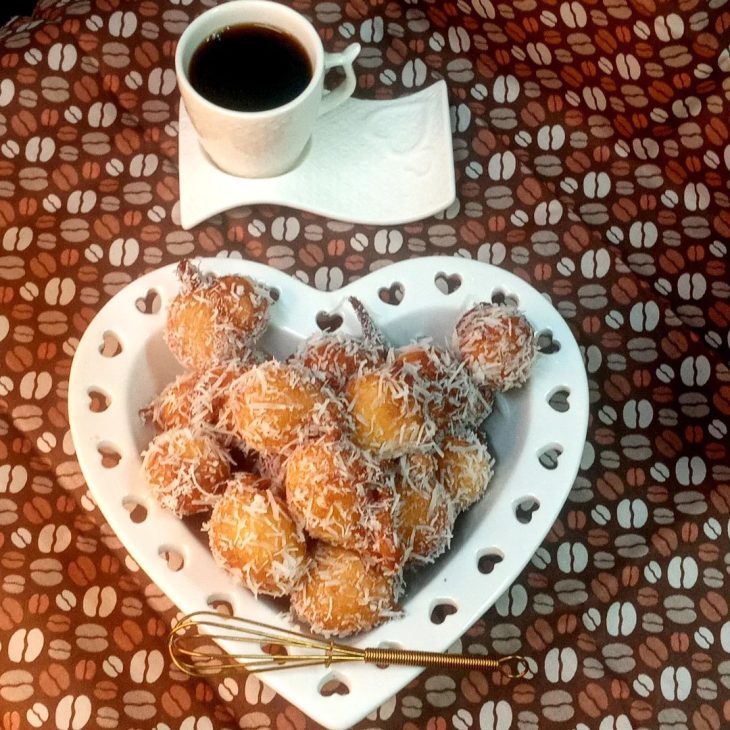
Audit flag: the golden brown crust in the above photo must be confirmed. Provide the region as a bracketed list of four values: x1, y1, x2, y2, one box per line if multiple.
[207, 473, 308, 597]
[164, 262, 271, 371]
[225, 361, 346, 455]
[438, 430, 495, 512]
[346, 367, 435, 458]
[141, 427, 231, 517]
[453, 302, 537, 391]
[290, 543, 399, 637]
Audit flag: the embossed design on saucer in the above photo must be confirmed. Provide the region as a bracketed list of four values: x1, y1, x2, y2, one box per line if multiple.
[178, 82, 455, 228]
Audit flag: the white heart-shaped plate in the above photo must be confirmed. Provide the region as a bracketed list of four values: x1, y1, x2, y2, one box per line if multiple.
[68, 256, 588, 730]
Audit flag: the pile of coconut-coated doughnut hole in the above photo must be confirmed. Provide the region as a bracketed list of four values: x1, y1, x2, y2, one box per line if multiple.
[141, 260, 538, 637]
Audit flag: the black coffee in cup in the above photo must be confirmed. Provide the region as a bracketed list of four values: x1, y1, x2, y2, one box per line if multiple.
[188, 24, 312, 112]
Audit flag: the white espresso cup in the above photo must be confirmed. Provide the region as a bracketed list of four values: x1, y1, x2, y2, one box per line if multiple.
[175, 0, 361, 178]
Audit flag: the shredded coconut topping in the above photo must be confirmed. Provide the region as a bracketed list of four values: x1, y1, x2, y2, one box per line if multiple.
[140, 269, 541, 636]
[453, 302, 538, 390]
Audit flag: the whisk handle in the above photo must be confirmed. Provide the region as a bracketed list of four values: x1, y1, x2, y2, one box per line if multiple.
[362, 649, 526, 677]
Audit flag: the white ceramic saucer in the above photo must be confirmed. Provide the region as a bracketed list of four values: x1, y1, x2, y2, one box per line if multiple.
[178, 82, 455, 228]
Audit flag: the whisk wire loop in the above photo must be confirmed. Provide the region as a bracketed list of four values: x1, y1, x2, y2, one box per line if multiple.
[168, 610, 528, 679]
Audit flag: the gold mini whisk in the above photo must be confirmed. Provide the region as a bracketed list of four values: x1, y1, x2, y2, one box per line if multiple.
[169, 611, 528, 678]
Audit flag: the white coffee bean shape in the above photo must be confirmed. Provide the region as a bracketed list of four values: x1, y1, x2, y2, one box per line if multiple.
[447, 26, 470, 53]
[544, 647, 578, 683]
[616, 498, 648, 528]
[313, 266, 344, 291]
[526, 42, 552, 66]
[429, 31, 445, 53]
[130, 649, 164, 684]
[628, 301, 660, 333]
[703, 516, 722, 540]
[24, 136, 56, 164]
[480, 699, 512, 730]
[660, 666, 692, 702]
[495, 584, 528, 617]
[477, 241, 507, 266]
[109, 238, 140, 267]
[655, 13, 685, 41]
[360, 16, 384, 43]
[451, 103, 471, 133]
[615, 53, 641, 80]
[106, 158, 124, 177]
[453, 708, 473, 730]
[675, 457, 706, 487]
[148, 68, 177, 96]
[402, 58, 428, 88]
[487, 151, 516, 182]
[556, 542, 588, 573]
[534, 124, 564, 152]
[582, 171, 611, 199]
[83, 586, 117, 618]
[680, 355, 711, 387]
[44, 277, 76, 306]
[0, 464, 27, 493]
[560, 1, 587, 28]
[374, 229, 403, 255]
[47, 43, 78, 72]
[181, 718, 216, 730]
[606, 601, 637, 636]
[425, 675, 456, 708]
[677, 271, 707, 301]
[580, 248, 611, 279]
[8, 627, 45, 663]
[667, 556, 698, 589]
[103, 656, 124, 678]
[87, 102, 118, 129]
[271, 216, 300, 242]
[599, 715, 633, 730]
[26, 702, 50, 728]
[37, 524, 72, 554]
[65, 190, 97, 215]
[534, 200, 563, 226]
[55, 694, 93, 730]
[622, 400, 653, 429]
[216, 677, 238, 703]
[582, 607, 601, 632]
[492, 74, 520, 104]
[129, 153, 159, 178]
[0, 137, 20, 158]
[694, 626, 714, 650]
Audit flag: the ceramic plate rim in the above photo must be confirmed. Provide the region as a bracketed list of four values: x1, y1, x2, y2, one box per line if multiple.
[68, 256, 588, 730]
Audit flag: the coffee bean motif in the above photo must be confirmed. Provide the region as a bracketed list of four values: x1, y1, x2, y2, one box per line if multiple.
[0, 0, 728, 727]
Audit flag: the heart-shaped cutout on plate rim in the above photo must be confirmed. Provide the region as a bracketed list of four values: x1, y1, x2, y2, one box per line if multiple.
[68, 256, 588, 730]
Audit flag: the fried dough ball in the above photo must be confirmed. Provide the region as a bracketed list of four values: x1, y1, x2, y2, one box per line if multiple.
[143, 356, 261, 433]
[285, 440, 401, 572]
[290, 543, 398, 637]
[208, 473, 307, 597]
[226, 361, 343, 455]
[395, 452, 454, 565]
[142, 428, 231, 517]
[294, 334, 385, 390]
[453, 302, 537, 390]
[393, 344, 491, 430]
[438, 430, 494, 512]
[164, 260, 272, 371]
[346, 368, 434, 458]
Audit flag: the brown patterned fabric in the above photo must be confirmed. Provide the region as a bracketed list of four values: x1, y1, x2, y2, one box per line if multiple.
[1, 1, 729, 728]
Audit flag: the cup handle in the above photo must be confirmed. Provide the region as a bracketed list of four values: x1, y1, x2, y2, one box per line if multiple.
[319, 43, 361, 116]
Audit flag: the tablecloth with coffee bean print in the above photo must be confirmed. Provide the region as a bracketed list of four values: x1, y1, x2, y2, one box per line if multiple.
[1, 0, 729, 728]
